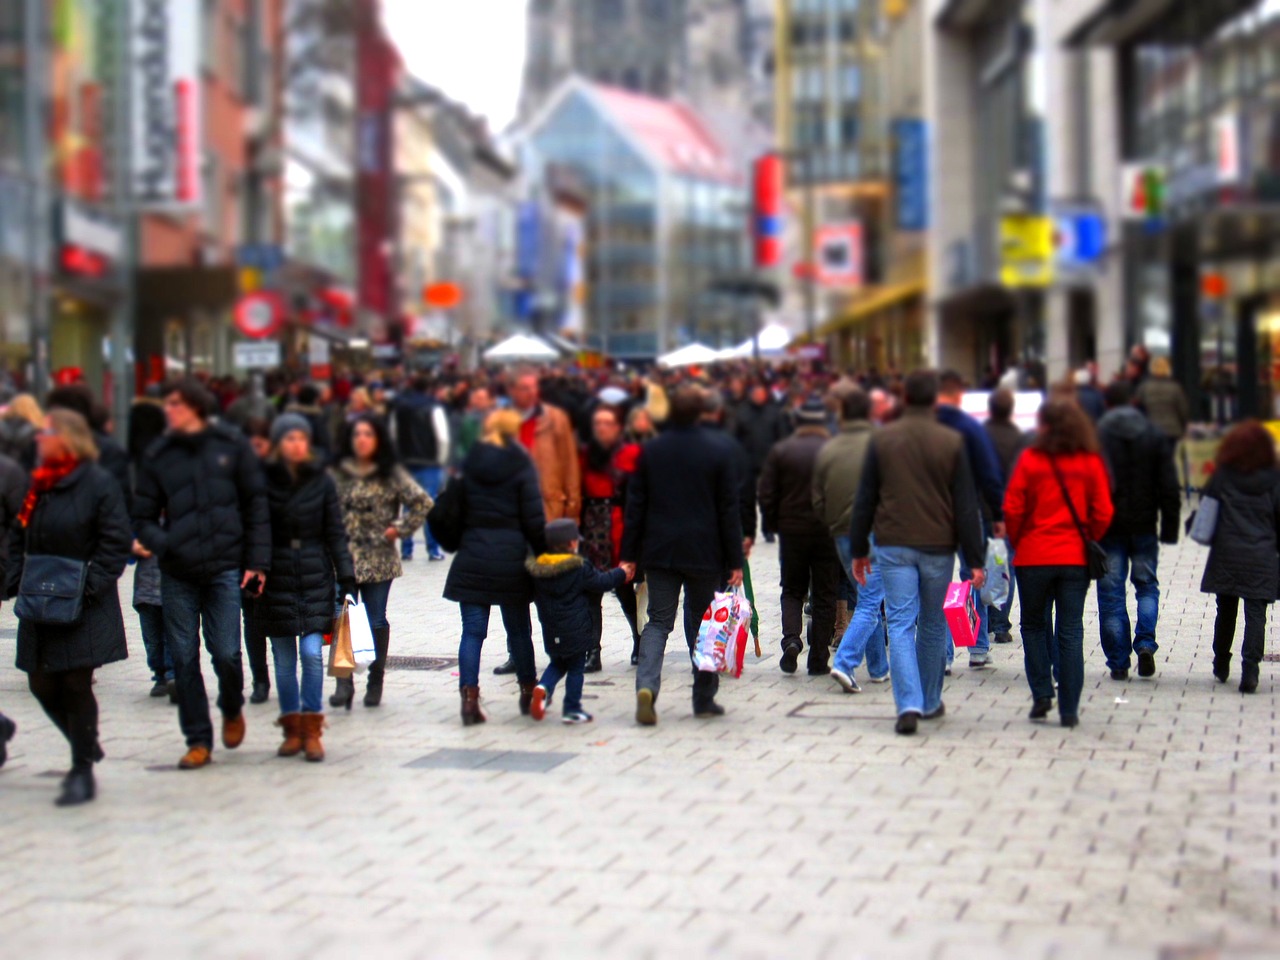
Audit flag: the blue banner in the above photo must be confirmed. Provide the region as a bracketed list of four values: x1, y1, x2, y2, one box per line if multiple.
[892, 118, 928, 232]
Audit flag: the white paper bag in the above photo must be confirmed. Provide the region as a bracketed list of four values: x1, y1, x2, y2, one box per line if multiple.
[346, 596, 377, 673]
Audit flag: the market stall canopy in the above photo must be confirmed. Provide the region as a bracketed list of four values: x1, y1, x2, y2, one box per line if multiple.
[657, 342, 720, 369]
[483, 334, 559, 363]
[723, 323, 794, 359]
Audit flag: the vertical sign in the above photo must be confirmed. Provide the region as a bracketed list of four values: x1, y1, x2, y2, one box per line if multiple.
[892, 118, 928, 231]
[753, 154, 784, 268]
[1215, 113, 1241, 184]
[356, 0, 397, 339]
[131, 0, 201, 208]
[815, 223, 864, 288]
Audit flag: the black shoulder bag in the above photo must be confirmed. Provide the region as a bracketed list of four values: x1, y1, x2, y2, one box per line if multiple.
[1049, 456, 1109, 581]
[16, 555, 88, 625]
[427, 475, 467, 554]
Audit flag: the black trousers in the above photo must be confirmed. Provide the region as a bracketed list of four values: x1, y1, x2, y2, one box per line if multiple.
[1213, 595, 1268, 667]
[778, 533, 841, 665]
[588, 582, 641, 653]
[28, 667, 99, 770]
[243, 601, 271, 688]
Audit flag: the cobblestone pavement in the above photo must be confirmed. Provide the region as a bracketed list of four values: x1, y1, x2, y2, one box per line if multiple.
[1, 534, 1277, 960]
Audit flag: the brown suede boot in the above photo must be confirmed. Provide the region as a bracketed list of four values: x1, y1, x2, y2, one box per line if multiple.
[301, 713, 325, 762]
[277, 714, 303, 758]
[518, 681, 536, 716]
[460, 685, 486, 726]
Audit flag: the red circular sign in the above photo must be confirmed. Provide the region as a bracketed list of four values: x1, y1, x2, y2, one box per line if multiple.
[234, 292, 284, 339]
[423, 282, 464, 310]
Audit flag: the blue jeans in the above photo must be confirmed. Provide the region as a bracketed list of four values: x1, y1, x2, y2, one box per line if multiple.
[987, 541, 1017, 637]
[458, 602, 536, 687]
[833, 536, 889, 679]
[355, 579, 392, 630]
[136, 603, 173, 682]
[877, 546, 954, 716]
[271, 633, 325, 714]
[403, 466, 444, 558]
[1017, 565, 1089, 719]
[1097, 535, 1160, 672]
[538, 652, 587, 714]
[162, 571, 244, 749]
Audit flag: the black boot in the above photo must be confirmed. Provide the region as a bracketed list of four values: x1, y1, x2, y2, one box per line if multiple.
[1240, 661, 1260, 694]
[583, 648, 603, 674]
[0, 713, 14, 769]
[55, 766, 95, 807]
[249, 680, 271, 705]
[630, 637, 640, 667]
[494, 657, 517, 676]
[329, 677, 355, 710]
[364, 626, 391, 707]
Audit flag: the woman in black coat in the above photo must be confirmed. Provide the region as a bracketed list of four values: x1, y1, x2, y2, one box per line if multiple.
[10, 410, 131, 806]
[260, 415, 355, 762]
[443, 410, 546, 725]
[1200, 420, 1280, 694]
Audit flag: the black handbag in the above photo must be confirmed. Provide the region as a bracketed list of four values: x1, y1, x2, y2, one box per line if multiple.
[15, 554, 88, 625]
[426, 476, 466, 554]
[1048, 457, 1109, 581]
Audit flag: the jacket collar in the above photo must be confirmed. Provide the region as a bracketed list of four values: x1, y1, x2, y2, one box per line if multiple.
[902, 407, 935, 422]
[838, 420, 872, 435]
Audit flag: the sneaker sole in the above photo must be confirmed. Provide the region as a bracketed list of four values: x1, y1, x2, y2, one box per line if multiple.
[562, 716, 593, 724]
[530, 688, 547, 722]
[636, 689, 657, 726]
[830, 670, 860, 694]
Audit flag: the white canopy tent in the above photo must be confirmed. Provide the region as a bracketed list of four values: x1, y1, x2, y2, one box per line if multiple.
[656, 342, 720, 368]
[482, 334, 559, 364]
[723, 323, 794, 360]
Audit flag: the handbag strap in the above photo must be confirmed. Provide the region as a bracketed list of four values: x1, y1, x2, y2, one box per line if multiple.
[1048, 455, 1091, 547]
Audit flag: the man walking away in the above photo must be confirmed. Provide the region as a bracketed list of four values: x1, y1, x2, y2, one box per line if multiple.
[1096, 381, 1180, 680]
[984, 389, 1028, 645]
[393, 375, 451, 562]
[622, 386, 744, 725]
[734, 382, 790, 542]
[850, 371, 985, 736]
[936, 371, 1006, 671]
[134, 379, 270, 770]
[813, 386, 889, 691]
[758, 396, 841, 676]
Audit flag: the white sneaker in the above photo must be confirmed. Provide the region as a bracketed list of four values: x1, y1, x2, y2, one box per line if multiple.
[868, 672, 890, 684]
[562, 710, 593, 725]
[830, 669, 861, 694]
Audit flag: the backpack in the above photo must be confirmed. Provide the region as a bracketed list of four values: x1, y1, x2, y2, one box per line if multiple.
[427, 475, 466, 553]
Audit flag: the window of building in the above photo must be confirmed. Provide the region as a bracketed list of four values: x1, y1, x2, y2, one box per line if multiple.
[202, 153, 221, 241]
[201, 0, 219, 75]
[840, 107, 859, 145]
[838, 17, 856, 44]
[841, 64, 860, 99]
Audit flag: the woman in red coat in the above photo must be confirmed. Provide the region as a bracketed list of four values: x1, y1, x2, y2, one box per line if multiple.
[580, 406, 642, 671]
[1004, 399, 1114, 729]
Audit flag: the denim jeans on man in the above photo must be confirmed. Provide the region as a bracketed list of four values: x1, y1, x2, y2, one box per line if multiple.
[538, 652, 587, 715]
[402, 466, 444, 558]
[162, 570, 245, 749]
[833, 535, 889, 679]
[876, 546, 954, 717]
[635, 568, 720, 711]
[458, 602, 536, 687]
[136, 603, 173, 683]
[1016, 566, 1089, 720]
[271, 632, 325, 714]
[1097, 534, 1159, 672]
[949, 525, 991, 665]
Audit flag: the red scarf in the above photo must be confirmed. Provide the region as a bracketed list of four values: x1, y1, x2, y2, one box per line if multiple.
[18, 455, 80, 528]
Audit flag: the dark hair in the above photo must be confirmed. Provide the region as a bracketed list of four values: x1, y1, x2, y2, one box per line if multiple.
[243, 416, 272, 442]
[1104, 381, 1132, 410]
[668, 385, 708, 427]
[989, 388, 1015, 422]
[1034, 399, 1100, 455]
[839, 387, 870, 422]
[296, 384, 321, 407]
[46, 385, 95, 424]
[1216, 420, 1276, 474]
[340, 413, 397, 478]
[163, 377, 215, 421]
[592, 404, 624, 425]
[412, 374, 432, 394]
[938, 370, 965, 395]
[903, 370, 939, 408]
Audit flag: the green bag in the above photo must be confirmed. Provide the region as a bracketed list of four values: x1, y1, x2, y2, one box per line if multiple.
[743, 558, 760, 641]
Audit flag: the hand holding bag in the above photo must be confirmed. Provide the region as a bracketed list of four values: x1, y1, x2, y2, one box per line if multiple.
[1049, 456, 1109, 581]
[15, 555, 88, 625]
[328, 599, 357, 679]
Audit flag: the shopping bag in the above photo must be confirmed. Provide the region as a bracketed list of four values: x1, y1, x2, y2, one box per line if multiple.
[725, 587, 753, 677]
[347, 596, 377, 673]
[693, 590, 753, 677]
[742, 560, 761, 654]
[1187, 496, 1219, 546]
[979, 538, 1011, 608]
[635, 578, 649, 635]
[327, 600, 357, 678]
[943, 581, 980, 648]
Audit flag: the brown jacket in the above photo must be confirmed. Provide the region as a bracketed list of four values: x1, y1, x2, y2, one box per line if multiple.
[526, 403, 582, 522]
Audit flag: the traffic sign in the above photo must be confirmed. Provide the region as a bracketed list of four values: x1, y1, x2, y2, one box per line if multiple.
[234, 291, 285, 339]
[999, 215, 1054, 289]
[233, 341, 281, 369]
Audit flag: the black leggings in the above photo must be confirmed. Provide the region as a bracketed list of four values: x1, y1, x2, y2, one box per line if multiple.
[1213, 596, 1268, 667]
[28, 667, 99, 770]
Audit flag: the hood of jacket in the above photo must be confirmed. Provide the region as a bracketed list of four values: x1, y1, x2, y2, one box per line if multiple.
[466, 441, 531, 486]
[1098, 406, 1149, 441]
[525, 553, 586, 579]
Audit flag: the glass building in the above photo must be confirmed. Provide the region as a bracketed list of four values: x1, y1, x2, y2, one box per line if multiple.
[518, 79, 747, 359]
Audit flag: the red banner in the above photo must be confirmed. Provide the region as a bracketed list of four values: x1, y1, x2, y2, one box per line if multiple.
[356, 0, 399, 340]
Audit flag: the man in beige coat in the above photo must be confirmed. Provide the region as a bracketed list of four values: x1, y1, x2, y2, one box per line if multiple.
[511, 372, 581, 523]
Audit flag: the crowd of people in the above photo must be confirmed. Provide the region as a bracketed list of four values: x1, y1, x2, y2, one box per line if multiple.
[0, 346, 1268, 807]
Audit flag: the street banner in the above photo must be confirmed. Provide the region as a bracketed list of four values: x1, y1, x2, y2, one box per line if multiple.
[131, 0, 201, 208]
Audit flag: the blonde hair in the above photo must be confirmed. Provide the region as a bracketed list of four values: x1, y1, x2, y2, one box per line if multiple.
[483, 409, 522, 447]
[6, 393, 43, 427]
[47, 409, 99, 461]
[347, 387, 371, 412]
[1150, 356, 1172, 378]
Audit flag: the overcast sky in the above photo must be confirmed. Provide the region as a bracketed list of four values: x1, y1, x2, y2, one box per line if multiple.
[383, 0, 527, 130]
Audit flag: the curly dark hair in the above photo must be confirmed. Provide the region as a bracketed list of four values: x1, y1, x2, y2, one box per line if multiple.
[1033, 398, 1100, 456]
[1216, 420, 1276, 474]
[339, 413, 397, 479]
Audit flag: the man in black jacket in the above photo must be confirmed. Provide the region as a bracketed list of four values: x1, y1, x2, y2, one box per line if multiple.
[622, 386, 744, 725]
[733, 382, 790, 542]
[393, 376, 451, 562]
[758, 396, 841, 676]
[1096, 381, 1180, 681]
[134, 378, 270, 770]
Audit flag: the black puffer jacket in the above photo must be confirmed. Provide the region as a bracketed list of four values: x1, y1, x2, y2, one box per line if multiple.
[1098, 406, 1180, 541]
[259, 460, 354, 637]
[443, 442, 546, 606]
[734, 400, 791, 475]
[527, 553, 626, 658]
[12, 463, 132, 673]
[133, 424, 271, 583]
[1199, 466, 1280, 601]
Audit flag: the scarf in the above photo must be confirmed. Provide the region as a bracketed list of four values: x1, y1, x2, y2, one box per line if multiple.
[585, 439, 617, 473]
[18, 455, 80, 528]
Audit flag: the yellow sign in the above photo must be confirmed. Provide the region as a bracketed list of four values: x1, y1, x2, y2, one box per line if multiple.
[238, 267, 262, 293]
[885, 0, 910, 17]
[999, 215, 1054, 289]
